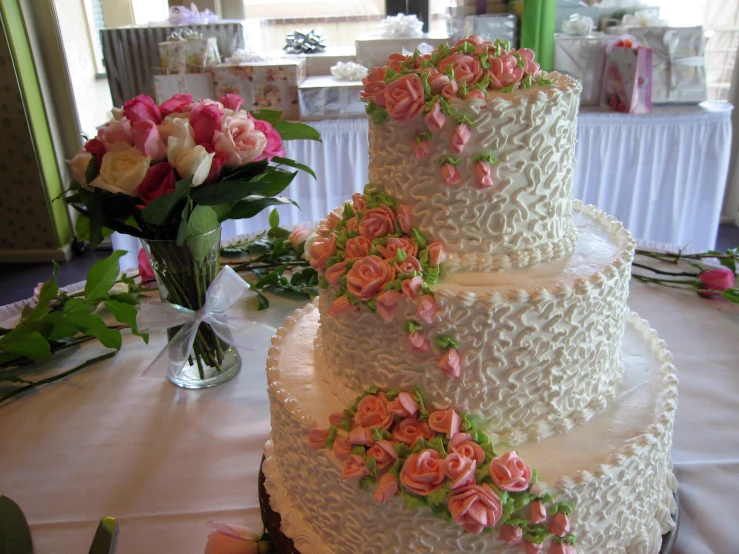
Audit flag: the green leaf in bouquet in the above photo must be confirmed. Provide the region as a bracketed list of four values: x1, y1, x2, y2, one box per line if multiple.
[141, 177, 192, 225]
[85, 156, 98, 184]
[270, 156, 317, 179]
[63, 313, 122, 350]
[25, 262, 59, 322]
[211, 203, 231, 222]
[84, 250, 126, 303]
[44, 312, 81, 340]
[254, 290, 270, 310]
[248, 169, 298, 197]
[187, 205, 220, 237]
[222, 160, 269, 181]
[63, 297, 97, 315]
[267, 226, 290, 239]
[275, 120, 322, 142]
[89, 187, 104, 249]
[250, 109, 282, 125]
[104, 300, 147, 341]
[256, 266, 288, 288]
[0, 331, 52, 360]
[108, 292, 140, 305]
[229, 196, 298, 219]
[722, 288, 739, 303]
[269, 209, 280, 229]
[718, 256, 737, 274]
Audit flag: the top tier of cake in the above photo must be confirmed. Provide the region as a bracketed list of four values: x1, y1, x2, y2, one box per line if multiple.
[361, 38, 581, 273]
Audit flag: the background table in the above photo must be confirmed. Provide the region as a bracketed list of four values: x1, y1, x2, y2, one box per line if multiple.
[1, 253, 738, 553]
[111, 103, 734, 271]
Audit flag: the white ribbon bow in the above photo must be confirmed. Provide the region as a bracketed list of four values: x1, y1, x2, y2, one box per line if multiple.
[137, 266, 256, 377]
[379, 13, 423, 38]
[622, 8, 665, 28]
[562, 14, 594, 36]
[330, 61, 369, 81]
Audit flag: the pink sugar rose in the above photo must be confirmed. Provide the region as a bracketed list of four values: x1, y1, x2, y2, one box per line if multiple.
[325, 261, 348, 286]
[525, 542, 543, 554]
[395, 255, 422, 275]
[361, 67, 388, 106]
[341, 454, 370, 481]
[159, 93, 193, 117]
[488, 54, 524, 90]
[366, 440, 398, 471]
[359, 204, 396, 240]
[393, 417, 434, 447]
[428, 408, 461, 439]
[354, 394, 393, 430]
[325, 211, 342, 232]
[698, 267, 735, 296]
[345, 216, 359, 233]
[132, 120, 166, 161]
[308, 428, 329, 450]
[346, 255, 396, 301]
[466, 88, 487, 101]
[447, 484, 502, 534]
[441, 81, 460, 100]
[213, 114, 267, 168]
[408, 331, 430, 353]
[550, 542, 575, 554]
[400, 449, 446, 496]
[377, 236, 418, 260]
[517, 48, 540, 75]
[352, 193, 368, 212]
[372, 473, 399, 503]
[528, 500, 547, 524]
[402, 275, 423, 298]
[449, 433, 485, 466]
[454, 35, 486, 49]
[440, 348, 462, 378]
[441, 163, 461, 186]
[220, 93, 245, 112]
[387, 392, 419, 418]
[251, 117, 286, 162]
[550, 512, 570, 537]
[328, 412, 345, 426]
[427, 242, 447, 267]
[499, 524, 523, 545]
[425, 102, 446, 132]
[413, 137, 431, 159]
[122, 94, 161, 124]
[386, 53, 406, 72]
[97, 118, 134, 148]
[328, 296, 359, 317]
[190, 101, 223, 145]
[475, 161, 496, 190]
[416, 294, 437, 324]
[309, 234, 337, 270]
[442, 452, 477, 490]
[384, 74, 425, 123]
[438, 54, 483, 85]
[396, 204, 413, 234]
[490, 451, 532, 493]
[333, 435, 353, 458]
[451, 123, 471, 154]
[422, 68, 451, 95]
[348, 426, 374, 446]
[376, 289, 404, 323]
[288, 224, 311, 250]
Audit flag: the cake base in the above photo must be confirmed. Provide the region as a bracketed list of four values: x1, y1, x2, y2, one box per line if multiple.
[258, 457, 679, 554]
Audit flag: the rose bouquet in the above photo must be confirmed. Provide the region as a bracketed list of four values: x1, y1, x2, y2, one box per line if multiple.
[63, 93, 319, 387]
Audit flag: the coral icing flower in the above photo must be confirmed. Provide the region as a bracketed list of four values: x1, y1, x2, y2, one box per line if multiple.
[428, 408, 461, 439]
[308, 428, 329, 449]
[427, 242, 447, 267]
[344, 236, 373, 260]
[447, 484, 502, 534]
[341, 455, 370, 481]
[309, 234, 337, 270]
[416, 295, 437, 324]
[359, 205, 397, 240]
[698, 267, 735, 296]
[361, 67, 388, 106]
[385, 74, 425, 123]
[325, 261, 348, 286]
[348, 426, 374, 446]
[376, 289, 404, 322]
[425, 102, 446, 132]
[422, 68, 451, 95]
[333, 435, 353, 458]
[475, 161, 496, 190]
[366, 440, 398, 471]
[395, 255, 422, 275]
[489, 451, 532, 492]
[441, 163, 461, 186]
[451, 123, 471, 154]
[396, 204, 413, 234]
[549, 512, 570, 537]
[387, 392, 419, 418]
[328, 412, 344, 426]
[386, 53, 407, 72]
[392, 417, 434, 447]
[377, 237, 418, 260]
[438, 54, 483, 85]
[372, 473, 399, 503]
[408, 331, 430, 353]
[499, 524, 523, 545]
[488, 54, 524, 90]
[352, 192, 368, 211]
[528, 499, 547, 524]
[354, 394, 393, 430]
[441, 81, 460, 100]
[440, 348, 462, 377]
[346, 256, 396, 301]
[517, 48, 540, 75]
[328, 296, 359, 316]
[449, 433, 485, 465]
[400, 449, 446, 496]
[413, 137, 431, 159]
[442, 452, 477, 490]
[402, 275, 423, 298]
[524, 541, 543, 554]
[466, 88, 487, 101]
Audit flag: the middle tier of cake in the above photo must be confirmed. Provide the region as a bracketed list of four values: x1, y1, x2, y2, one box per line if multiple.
[316, 201, 636, 444]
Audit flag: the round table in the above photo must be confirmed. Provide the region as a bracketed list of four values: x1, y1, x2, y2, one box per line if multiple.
[0, 268, 737, 554]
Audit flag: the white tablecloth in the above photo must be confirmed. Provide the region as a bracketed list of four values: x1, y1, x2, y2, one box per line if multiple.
[1, 263, 738, 553]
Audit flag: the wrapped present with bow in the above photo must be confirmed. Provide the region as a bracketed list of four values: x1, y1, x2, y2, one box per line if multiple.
[159, 28, 221, 74]
[627, 26, 707, 104]
[599, 35, 652, 114]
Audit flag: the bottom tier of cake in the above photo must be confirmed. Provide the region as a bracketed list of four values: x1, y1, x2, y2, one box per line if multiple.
[263, 301, 678, 554]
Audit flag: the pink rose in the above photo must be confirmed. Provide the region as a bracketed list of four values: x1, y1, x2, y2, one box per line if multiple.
[402, 275, 423, 298]
[517, 48, 540, 75]
[377, 236, 418, 260]
[340, 454, 370, 481]
[466, 88, 487, 101]
[490, 451, 532, 493]
[441, 163, 461, 186]
[449, 433, 485, 465]
[698, 267, 735, 296]
[288, 224, 311, 249]
[354, 394, 393, 430]
[202, 143, 228, 184]
[392, 417, 433, 447]
[385, 74, 425, 123]
[549, 512, 570, 537]
[122, 94, 161, 124]
[359, 205, 396, 240]
[451, 123, 471, 154]
[400, 449, 445, 496]
[396, 204, 413, 234]
[427, 242, 447, 267]
[499, 524, 523, 545]
[251, 117, 286, 162]
[441, 81, 460, 100]
[416, 295, 436, 324]
[550, 542, 575, 554]
[159, 93, 193, 117]
[387, 392, 419, 418]
[346, 256, 396, 301]
[333, 435, 353, 458]
[395, 255, 422, 275]
[190, 101, 223, 145]
[220, 93, 245, 112]
[529, 500, 547, 524]
[488, 54, 524, 90]
[475, 161, 495, 190]
[325, 261, 348, 286]
[348, 426, 374, 446]
[328, 296, 359, 317]
[442, 452, 477, 490]
[309, 234, 337, 270]
[213, 114, 267, 168]
[413, 137, 431, 159]
[422, 68, 451, 95]
[204, 522, 259, 554]
[440, 348, 462, 377]
[138, 248, 155, 283]
[408, 331, 430, 353]
[132, 120, 166, 161]
[328, 412, 344, 426]
[135, 162, 176, 205]
[438, 54, 483, 85]
[366, 440, 398, 471]
[428, 408, 461, 439]
[308, 428, 329, 450]
[344, 236, 373, 260]
[386, 53, 406, 73]
[376, 289, 403, 322]
[425, 102, 446, 132]
[372, 473, 399, 503]
[352, 193, 368, 212]
[97, 118, 134, 148]
[448, 484, 502, 534]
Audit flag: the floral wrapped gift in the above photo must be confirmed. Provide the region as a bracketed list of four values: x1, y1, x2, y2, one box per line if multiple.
[158, 29, 221, 74]
[152, 74, 215, 104]
[599, 37, 652, 114]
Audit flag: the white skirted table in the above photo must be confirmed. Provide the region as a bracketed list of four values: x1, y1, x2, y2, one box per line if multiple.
[0, 248, 738, 553]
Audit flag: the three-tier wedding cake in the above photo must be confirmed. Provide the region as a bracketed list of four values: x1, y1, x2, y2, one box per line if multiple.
[262, 37, 678, 554]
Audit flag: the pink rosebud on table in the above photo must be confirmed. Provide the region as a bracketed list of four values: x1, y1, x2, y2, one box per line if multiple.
[340, 455, 370, 481]
[204, 522, 259, 554]
[698, 267, 735, 297]
[528, 499, 547, 524]
[308, 428, 329, 450]
[439, 348, 462, 378]
[499, 523, 523, 544]
[442, 452, 477, 490]
[448, 484, 502, 534]
[287, 224, 311, 250]
[440, 163, 461, 186]
[475, 161, 496, 190]
[490, 451, 532, 492]
[428, 408, 461, 439]
[372, 473, 399, 503]
[451, 123, 471, 153]
[408, 331, 430, 353]
[425, 102, 446, 132]
[549, 512, 570, 537]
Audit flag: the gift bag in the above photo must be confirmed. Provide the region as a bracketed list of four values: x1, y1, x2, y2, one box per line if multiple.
[600, 38, 652, 114]
[159, 28, 221, 74]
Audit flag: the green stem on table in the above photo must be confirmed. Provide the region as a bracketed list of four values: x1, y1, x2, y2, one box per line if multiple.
[635, 249, 739, 263]
[632, 275, 699, 286]
[631, 262, 697, 278]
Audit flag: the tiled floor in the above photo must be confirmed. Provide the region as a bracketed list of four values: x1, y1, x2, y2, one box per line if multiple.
[1, 224, 738, 307]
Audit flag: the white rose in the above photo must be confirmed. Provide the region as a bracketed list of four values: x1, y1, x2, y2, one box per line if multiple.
[67, 151, 93, 185]
[174, 145, 214, 187]
[90, 143, 150, 196]
[166, 118, 195, 164]
[108, 282, 129, 296]
[159, 112, 190, 142]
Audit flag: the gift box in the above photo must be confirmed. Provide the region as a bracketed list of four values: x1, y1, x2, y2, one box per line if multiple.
[600, 45, 652, 114]
[210, 60, 307, 120]
[152, 74, 215, 104]
[627, 26, 707, 104]
[448, 14, 518, 46]
[355, 35, 450, 69]
[282, 47, 358, 77]
[553, 32, 613, 106]
[298, 76, 365, 121]
[159, 34, 220, 74]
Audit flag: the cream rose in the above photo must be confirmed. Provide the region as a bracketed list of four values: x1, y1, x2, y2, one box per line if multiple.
[67, 151, 93, 185]
[174, 145, 214, 187]
[90, 143, 150, 196]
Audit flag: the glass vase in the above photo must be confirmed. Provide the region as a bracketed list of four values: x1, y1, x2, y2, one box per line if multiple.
[141, 227, 241, 389]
